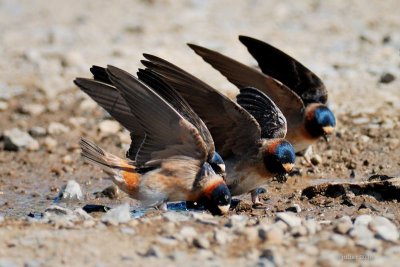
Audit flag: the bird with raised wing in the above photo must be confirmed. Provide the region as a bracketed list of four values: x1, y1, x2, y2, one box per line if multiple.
[141, 55, 295, 205]
[74, 66, 231, 215]
[187, 37, 336, 161]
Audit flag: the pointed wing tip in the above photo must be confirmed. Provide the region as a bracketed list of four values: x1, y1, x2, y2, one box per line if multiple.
[187, 43, 203, 52]
[142, 53, 156, 60]
[74, 77, 89, 87]
[238, 35, 248, 41]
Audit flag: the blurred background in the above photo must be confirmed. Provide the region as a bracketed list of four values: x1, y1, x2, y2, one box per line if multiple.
[0, 0, 399, 216]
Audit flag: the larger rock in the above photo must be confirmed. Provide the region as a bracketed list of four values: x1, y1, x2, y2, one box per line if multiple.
[369, 216, 399, 242]
[3, 128, 39, 151]
[98, 120, 120, 135]
[43, 205, 92, 222]
[102, 204, 131, 225]
[275, 212, 302, 228]
[48, 122, 70, 135]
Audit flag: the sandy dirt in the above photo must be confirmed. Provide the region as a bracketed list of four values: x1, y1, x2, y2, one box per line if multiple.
[0, 0, 400, 266]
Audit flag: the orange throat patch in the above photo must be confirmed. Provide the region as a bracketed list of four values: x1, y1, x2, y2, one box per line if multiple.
[203, 179, 224, 199]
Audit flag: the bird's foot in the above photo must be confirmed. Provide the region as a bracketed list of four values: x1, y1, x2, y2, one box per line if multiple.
[251, 188, 268, 209]
[156, 202, 168, 211]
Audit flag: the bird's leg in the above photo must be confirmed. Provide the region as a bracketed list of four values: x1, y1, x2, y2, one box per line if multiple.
[301, 146, 319, 172]
[251, 187, 267, 208]
[302, 146, 313, 167]
[156, 202, 168, 211]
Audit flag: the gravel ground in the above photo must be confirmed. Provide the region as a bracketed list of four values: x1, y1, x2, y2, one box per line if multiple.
[0, 0, 400, 266]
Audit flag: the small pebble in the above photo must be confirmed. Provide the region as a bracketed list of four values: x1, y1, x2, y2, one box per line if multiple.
[120, 227, 136, 235]
[98, 120, 120, 135]
[19, 104, 45, 116]
[275, 212, 302, 228]
[213, 229, 230, 245]
[177, 226, 198, 243]
[29, 126, 47, 137]
[286, 203, 301, 213]
[330, 233, 349, 247]
[94, 185, 120, 200]
[334, 216, 353, 234]
[102, 204, 131, 225]
[58, 180, 83, 201]
[193, 237, 210, 249]
[44, 137, 58, 151]
[310, 155, 322, 166]
[62, 155, 73, 164]
[379, 72, 395, 84]
[0, 101, 8, 111]
[3, 128, 39, 151]
[259, 226, 284, 244]
[79, 98, 98, 112]
[226, 214, 248, 229]
[48, 122, 70, 135]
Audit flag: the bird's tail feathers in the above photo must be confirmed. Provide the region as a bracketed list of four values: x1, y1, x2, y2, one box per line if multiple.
[79, 138, 136, 176]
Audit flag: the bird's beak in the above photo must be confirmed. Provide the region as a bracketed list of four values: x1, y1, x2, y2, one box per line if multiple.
[323, 126, 334, 135]
[282, 163, 294, 173]
[218, 164, 226, 173]
[322, 126, 334, 142]
[217, 204, 230, 214]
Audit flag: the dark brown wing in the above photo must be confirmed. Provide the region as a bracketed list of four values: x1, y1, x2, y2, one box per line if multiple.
[106, 65, 208, 166]
[73, 78, 145, 160]
[236, 87, 287, 139]
[239, 35, 327, 105]
[90, 65, 112, 85]
[187, 43, 305, 130]
[141, 54, 261, 158]
[136, 68, 215, 159]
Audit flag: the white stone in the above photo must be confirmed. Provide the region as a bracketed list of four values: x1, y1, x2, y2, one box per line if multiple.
[20, 104, 45, 116]
[369, 216, 399, 242]
[102, 204, 131, 225]
[79, 98, 98, 112]
[276, 212, 302, 228]
[60, 180, 83, 200]
[0, 101, 8, 111]
[3, 128, 39, 151]
[98, 120, 120, 135]
[354, 214, 373, 226]
[48, 122, 70, 135]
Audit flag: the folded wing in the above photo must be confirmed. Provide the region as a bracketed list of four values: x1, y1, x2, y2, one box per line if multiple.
[236, 87, 287, 139]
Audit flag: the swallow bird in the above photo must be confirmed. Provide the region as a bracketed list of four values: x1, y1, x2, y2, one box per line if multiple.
[140, 55, 296, 205]
[187, 36, 336, 158]
[74, 66, 231, 215]
[87, 65, 226, 178]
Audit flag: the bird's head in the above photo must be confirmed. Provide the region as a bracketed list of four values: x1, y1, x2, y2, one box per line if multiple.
[305, 104, 336, 141]
[199, 163, 231, 215]
[263, 139, 296, 175]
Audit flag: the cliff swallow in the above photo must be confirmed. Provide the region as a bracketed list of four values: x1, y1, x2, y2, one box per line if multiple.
[83, 66, 226, 178]
[140, 55, 296, 205]
[187, 36, 336, 156]
[74, 66, 231, 215]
